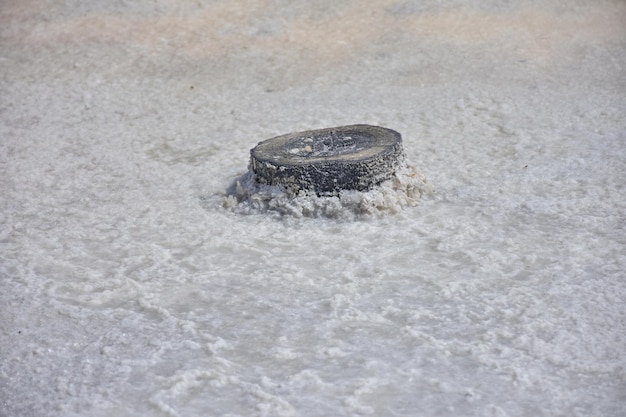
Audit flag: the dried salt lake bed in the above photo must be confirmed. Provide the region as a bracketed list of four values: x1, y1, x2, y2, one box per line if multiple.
[1, 1, 625, 416]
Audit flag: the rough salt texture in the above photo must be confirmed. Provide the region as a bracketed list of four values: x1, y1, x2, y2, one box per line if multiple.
[1, 1, 625, 417]
[220, 163, 431, 219]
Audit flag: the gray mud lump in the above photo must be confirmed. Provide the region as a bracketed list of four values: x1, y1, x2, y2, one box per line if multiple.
[249, 125, 405, 196]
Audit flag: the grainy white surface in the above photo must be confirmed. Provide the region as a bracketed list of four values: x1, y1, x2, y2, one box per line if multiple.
[1, 1, 625, 416]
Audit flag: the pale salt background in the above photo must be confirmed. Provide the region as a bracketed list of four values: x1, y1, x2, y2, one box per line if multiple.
[1, 1, 625, 416]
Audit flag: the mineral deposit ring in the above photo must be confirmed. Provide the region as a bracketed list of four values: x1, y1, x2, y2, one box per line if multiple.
[249, 124, 405, 196]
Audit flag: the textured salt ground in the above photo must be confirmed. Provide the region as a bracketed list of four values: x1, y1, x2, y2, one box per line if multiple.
[1, 1, 626, 417]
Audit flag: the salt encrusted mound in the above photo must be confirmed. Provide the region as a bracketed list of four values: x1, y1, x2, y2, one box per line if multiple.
[221, 162, 432, 219]
[249, 125, 405, 196]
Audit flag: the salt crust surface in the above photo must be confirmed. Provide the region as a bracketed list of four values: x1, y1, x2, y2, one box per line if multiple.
[1, 1, 626, 417]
